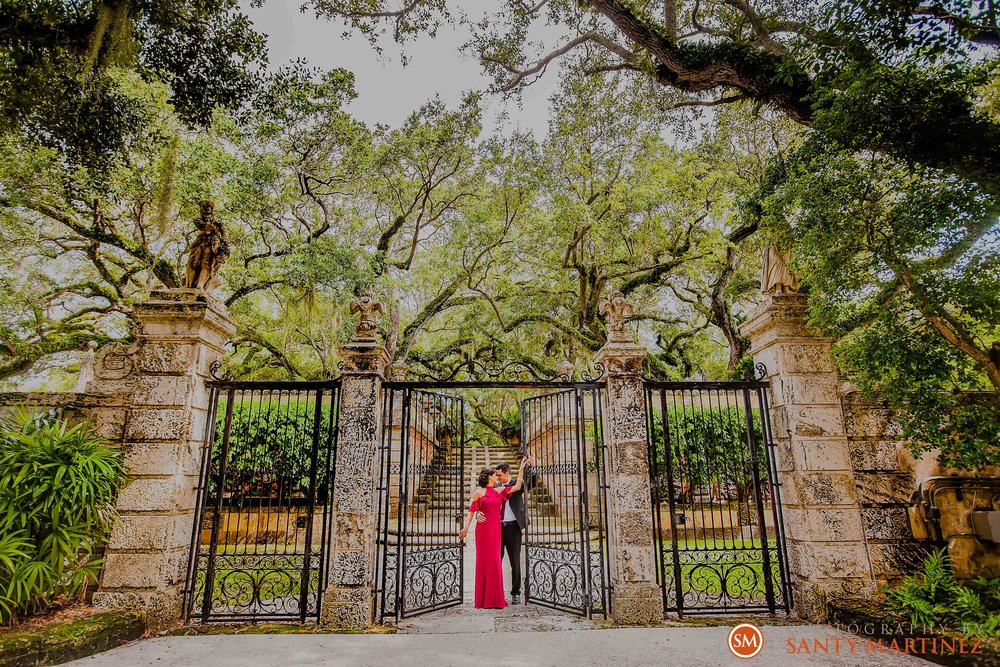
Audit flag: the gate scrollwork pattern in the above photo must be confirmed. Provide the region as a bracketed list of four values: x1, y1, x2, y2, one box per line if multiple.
[402, 547, 462, 611]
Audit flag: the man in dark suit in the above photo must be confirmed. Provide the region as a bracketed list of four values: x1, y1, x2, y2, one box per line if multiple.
[494, 457, 535, 604]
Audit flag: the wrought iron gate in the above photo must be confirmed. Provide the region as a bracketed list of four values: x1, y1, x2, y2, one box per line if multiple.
[183, 380, 340, 623]
[375, 388, 466, 621]
[522, 386, 610, 618]
[644, 380, 791, 615]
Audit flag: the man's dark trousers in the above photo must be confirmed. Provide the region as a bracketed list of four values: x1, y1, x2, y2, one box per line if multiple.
[501, 521, 523, 597]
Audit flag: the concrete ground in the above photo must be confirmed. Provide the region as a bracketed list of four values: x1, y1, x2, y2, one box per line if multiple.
[72, 541, 931, 666]
[67, 626, 931, 666]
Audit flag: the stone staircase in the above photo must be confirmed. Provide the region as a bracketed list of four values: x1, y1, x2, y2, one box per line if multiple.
[411, 440, 559, 518]
[392, 439, 571, 546]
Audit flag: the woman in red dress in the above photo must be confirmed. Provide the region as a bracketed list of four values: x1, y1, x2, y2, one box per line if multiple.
[458, 462, 527, 609]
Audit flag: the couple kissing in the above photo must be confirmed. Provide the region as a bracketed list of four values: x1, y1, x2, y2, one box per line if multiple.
[459, 457, 536, 609]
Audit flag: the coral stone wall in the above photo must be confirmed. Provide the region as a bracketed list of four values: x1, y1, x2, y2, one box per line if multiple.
[841, 392, 927, 586]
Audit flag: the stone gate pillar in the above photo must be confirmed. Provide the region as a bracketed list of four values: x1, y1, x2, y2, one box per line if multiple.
[595, 290, 663, 624]
[321, 292, 390, 628]
[92, 288, 235, 629]
[742, 293, 875, 620]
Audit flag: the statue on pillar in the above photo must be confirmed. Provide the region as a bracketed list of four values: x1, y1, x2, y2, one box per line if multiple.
[349, 287, 386, 342]
[184, 200, 230, 292]
[761, 242, 800, 295]
[599, 288, 636, 343]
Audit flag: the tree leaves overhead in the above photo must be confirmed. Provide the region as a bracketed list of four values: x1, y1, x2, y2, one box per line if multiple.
[0, 1, 268, 168]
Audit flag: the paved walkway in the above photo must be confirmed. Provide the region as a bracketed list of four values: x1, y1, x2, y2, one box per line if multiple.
[68, 626, 930, 666]
[71, 541, 930, 666]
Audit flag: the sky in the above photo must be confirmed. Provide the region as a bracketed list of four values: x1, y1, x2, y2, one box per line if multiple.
[244, 1, 559, 137]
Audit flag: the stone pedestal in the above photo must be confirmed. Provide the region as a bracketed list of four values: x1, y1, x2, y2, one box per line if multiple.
[320, 340, 391, 628]
[594, 342, 663, 624]
[92, 289, 235, 629]
[741, 294, 875, 620]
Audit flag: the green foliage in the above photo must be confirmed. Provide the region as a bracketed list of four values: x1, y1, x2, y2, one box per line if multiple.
[0, 407, 126, 623]
[215, 401, 336, 500]
[761, 137, 1000, 470]
[649, 405, 767, 498]
[885, 549, 1000, 637]
[0, 0, 268, 168]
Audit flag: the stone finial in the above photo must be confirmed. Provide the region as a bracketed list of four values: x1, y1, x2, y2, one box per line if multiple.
[349, 286, 386, 342]
[391, 361, 408, 381]
[184, 200, 230, 292]
[555, 358, 575, 381]
[599, 288, 636, 344]
[761, 242, 800, 295]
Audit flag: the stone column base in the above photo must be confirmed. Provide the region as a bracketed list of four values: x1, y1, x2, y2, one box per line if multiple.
[790, 579, 876, 622]
[611, 582, 662, 625]
[320, 587, 373, 629]
[92, 590, 181, 632]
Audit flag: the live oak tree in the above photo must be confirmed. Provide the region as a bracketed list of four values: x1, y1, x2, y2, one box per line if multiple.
[305, 0, 1000, 468]
[1, 0, 268, 169]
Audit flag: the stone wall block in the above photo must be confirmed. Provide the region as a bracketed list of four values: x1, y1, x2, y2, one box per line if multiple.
[870, 543, 927, 579]
[330, 551, 372, 586]
[862, 507, 913, 541]
[136, 342, 198, 375]
[611, 476, 653, 516]
[778, 375, 840, 407]
[792, 542, 872, 580]
[617, 545, 656, 582]
[848, 440, 902, 471]
[108, 513, 192, 551]
[772, 437, 796, 472]
[132, 376, 194, 407]
[121, 442, 185, 477]
[333, 514, 375, 551]
[124, 408, 188, 441]
[115, 476, 197, 513]
[799, 439, 853, 471]
[855, 472, 915, 506]
[88, 408, 128, 442]
[331, 476, 376, 515]
[614, 440, 651, 476]
[609, 582, 662, 625]
[778, 343, 838, 374]
[787, 406, 845, 438]
[797, 472, 860, 506]
[320, 588, 373, 628]
[334, 440, 379, 478]
[844, 406, 903, 439]
[809, 508, 865, 542]
[101, 549, 188, 589]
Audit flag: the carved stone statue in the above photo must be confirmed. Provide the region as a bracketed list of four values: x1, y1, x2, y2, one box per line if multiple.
[349, 287, 386, 342]
[761, 242, 800, 295]
[599, 288, 636, 343]
[184, 200, 230, 292]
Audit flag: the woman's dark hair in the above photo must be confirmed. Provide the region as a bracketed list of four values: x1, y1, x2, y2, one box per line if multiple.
[477, 467, 495, 488]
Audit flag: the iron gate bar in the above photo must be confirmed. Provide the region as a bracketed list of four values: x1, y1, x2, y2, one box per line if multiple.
[742, 387, 776, 613]
[521, 386, 609, 618]
[184, 380, 340, 624]
[200, 386, 236, 622]
[645, 381, 791, 616]
[756, 386, 793, 609]
[378, 388, 467, 620]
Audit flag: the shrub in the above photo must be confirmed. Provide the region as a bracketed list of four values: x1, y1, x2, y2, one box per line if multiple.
[0, 407, 126, 624]
[213, 401, 336, 503]
[885, 548, 1000, 638]
[648, 406, 768, 503]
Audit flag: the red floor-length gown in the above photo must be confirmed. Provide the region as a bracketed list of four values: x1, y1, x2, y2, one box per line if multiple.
[470, 485, 514, 609]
